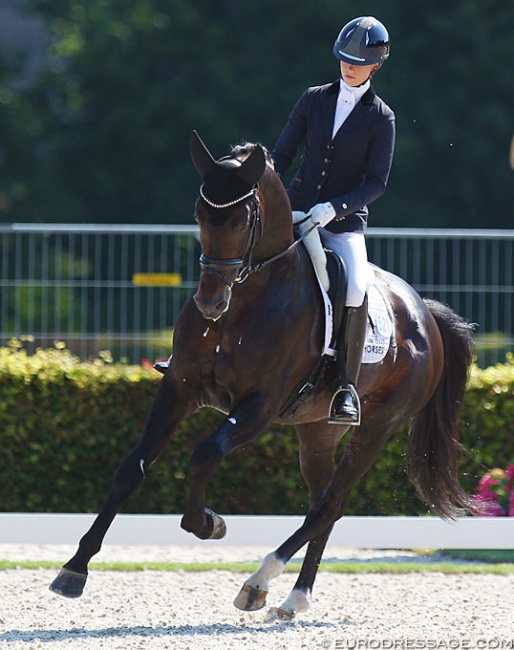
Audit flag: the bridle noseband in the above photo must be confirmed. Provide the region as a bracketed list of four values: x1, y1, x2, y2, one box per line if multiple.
[198, 184, 263, 287]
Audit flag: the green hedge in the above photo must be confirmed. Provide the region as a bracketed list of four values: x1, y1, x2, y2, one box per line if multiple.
[1, 343, 513, 516]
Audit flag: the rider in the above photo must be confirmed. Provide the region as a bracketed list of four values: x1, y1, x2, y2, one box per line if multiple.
[272, 16, 395, 425]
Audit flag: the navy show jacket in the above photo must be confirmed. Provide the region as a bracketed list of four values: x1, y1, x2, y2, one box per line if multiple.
[272, 80, 395, 233]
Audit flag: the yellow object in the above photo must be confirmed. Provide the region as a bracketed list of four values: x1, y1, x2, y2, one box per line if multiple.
[132, 273, 182, 287]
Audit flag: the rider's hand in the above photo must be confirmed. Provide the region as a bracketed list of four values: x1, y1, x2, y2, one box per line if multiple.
[308, 202, 336, 228]
[292, 210, 308, 224]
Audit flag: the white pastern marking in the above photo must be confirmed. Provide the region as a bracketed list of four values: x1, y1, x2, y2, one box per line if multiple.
[279, 588, 311, 615]
[228, 417, 237, 424]
[238, 337, 243, 345]
[203, 328, 210, 337]
[215, 345, 220, 353]
[139, 459, 146, 478]
[246, 553, 285, 591]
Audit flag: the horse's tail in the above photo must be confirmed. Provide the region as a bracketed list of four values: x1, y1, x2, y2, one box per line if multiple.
[407, 299, 474, 519]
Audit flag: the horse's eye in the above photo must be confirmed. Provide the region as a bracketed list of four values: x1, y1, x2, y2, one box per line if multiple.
[235, 209, 251, 232]
[236, 217, 249, 232]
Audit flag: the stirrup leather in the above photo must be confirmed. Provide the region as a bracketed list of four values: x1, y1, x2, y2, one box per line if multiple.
[328, 384, 361, 426]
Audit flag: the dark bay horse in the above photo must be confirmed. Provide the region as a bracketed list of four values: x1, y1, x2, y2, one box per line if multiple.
[50, 132, 474, 619]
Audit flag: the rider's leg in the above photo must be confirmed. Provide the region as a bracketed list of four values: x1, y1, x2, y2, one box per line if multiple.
[329, 296, 368, 424]
[319, 230, 370, 425]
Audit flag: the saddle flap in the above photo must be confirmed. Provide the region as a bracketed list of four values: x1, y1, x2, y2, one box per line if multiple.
[325, 250, 347, 340]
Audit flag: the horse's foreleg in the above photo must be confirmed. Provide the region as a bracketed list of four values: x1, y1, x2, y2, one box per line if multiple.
[181, 394, 273, 540]
[50, 378, 191, 598]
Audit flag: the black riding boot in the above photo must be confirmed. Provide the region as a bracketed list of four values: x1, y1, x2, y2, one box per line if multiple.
[328, 295, 368, 425]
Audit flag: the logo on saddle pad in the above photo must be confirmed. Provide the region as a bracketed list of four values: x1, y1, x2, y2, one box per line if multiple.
[363, 285, 392, 364]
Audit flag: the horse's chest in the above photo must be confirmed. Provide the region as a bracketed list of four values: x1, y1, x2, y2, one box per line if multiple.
[211, 342, 244, 387]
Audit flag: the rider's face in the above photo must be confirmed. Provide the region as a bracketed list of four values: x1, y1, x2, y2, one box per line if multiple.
[340, 61, 378, 87]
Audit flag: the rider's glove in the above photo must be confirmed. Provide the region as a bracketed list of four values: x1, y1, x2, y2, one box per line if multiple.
[308, 202, 336, 228]
[292, 210, 308, 224]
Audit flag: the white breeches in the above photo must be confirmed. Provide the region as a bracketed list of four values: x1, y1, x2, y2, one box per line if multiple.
[319, 229, 369, 307]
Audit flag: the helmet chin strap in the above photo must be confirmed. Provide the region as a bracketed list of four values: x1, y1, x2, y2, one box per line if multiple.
[369, 64, 381, 79]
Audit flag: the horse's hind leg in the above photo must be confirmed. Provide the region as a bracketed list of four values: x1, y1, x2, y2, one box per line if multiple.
[236, 410, 403, 617]
[234, 421, 343, 615]
[50, 378, 191, 598]
[269, 525, 334, 619]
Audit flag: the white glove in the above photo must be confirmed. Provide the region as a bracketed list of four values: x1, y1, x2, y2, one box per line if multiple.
[292, 210, 308, 224]
[308, 202, 336, 228]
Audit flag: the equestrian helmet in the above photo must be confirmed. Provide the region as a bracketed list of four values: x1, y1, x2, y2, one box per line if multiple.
[333, 16, 390, 66]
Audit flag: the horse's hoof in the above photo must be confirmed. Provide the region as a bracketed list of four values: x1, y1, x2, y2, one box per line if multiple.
[49, 568, 87, 598]
[233, 583, 268, 611]
[265, 606, 296, 621]
[205, 508, 227, 540]
[275, 606, 296, 620]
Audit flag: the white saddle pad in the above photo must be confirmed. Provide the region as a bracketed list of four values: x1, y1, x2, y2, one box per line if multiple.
[363, 284, 393, 364]
[310, 259, 392, 365]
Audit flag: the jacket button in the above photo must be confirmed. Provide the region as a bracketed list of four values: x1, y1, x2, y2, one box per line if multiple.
[321, 171, 326, 176]
[317, 184, 322, 190]
[342, 203, 348, 209]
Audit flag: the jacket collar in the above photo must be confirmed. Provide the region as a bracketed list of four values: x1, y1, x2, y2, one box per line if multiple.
[327, 79, 376, 104]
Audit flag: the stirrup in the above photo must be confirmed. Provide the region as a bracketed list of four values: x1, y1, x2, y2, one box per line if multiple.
[328, 384, 361, 426]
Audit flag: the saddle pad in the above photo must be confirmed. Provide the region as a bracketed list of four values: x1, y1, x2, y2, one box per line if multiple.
[309, 257, 392, 365]
[363, 284, 393, 364]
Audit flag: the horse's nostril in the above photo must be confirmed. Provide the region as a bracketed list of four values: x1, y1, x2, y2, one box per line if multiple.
[193, 292, 230, 321]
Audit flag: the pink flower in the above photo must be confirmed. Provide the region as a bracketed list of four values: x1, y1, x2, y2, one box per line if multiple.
[472, 494, 506, 517]
[474, 465, 514, 517]
[477, 473, 499, 498]
[473, 494, 507, 517]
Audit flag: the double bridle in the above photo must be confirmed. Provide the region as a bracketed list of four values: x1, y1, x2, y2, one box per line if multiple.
[198, 183, 316, 287]
[198, 184, 263, 286]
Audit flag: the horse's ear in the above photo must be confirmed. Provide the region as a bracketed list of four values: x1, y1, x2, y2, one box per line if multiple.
[190, 130, 216, 178]
[237, 145, 266, 186]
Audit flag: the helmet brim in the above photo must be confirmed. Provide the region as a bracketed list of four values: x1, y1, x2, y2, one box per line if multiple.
[333, 45, 386, 66]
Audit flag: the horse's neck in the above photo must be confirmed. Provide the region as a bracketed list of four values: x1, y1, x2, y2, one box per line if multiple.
[255, 170, 294, 259]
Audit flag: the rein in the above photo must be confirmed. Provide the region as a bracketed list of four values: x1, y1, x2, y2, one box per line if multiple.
[198, 184, 317, 286]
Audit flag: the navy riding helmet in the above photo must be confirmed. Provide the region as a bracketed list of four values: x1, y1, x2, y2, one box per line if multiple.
[333, 16, 390, 67]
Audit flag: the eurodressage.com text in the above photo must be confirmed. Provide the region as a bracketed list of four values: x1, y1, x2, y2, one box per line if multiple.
[332, 639, 514, 650]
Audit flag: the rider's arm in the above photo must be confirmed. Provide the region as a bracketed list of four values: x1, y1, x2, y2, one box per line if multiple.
[272, 90, 310, 179]
[327, 108, 396, 222]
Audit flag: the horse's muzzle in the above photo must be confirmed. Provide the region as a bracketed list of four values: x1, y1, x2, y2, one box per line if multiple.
[193, 280, 232, 321]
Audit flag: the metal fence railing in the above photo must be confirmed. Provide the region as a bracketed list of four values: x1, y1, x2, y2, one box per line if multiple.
[1, 224, 513, 367]
[368, 228, 514, 367]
